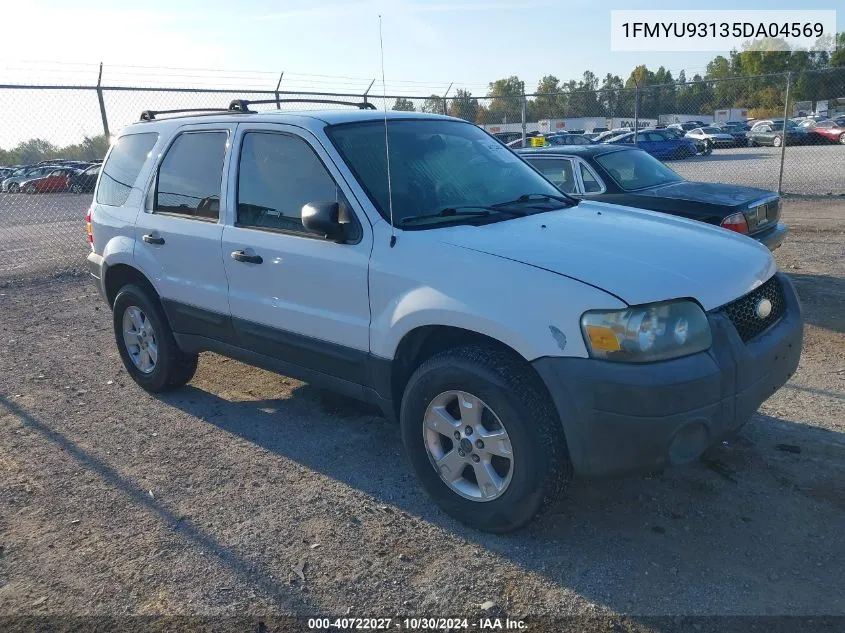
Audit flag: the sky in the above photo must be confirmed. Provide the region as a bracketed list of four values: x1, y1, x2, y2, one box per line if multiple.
[0, 0, 842, 147]
[3, 0, 842, 95]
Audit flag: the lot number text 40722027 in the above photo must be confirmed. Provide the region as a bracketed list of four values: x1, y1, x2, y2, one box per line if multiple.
[307, 617, 529, 630]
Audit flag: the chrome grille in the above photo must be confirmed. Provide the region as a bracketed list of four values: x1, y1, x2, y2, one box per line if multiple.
[721, 275, 786, 343]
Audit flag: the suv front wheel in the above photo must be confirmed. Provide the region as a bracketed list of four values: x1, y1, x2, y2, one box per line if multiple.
[400, 345, 570, 532]
[112, 284, 198, 392]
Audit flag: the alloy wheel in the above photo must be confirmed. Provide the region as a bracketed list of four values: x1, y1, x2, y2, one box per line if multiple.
[121, 306, 158, 374]
[422, 390, 514, 502]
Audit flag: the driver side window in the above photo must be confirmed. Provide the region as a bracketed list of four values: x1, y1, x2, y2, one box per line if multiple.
[155, 131, 227, 221]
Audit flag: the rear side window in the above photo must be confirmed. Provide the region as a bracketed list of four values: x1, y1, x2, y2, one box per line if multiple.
[531, 158, 577, 193]
[579, 163, 602, 193]
[155, 131, 227, 221]
[97, 132, 158, 207]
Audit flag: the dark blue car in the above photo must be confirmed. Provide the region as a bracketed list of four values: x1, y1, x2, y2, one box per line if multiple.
[603, 129, 697, 160]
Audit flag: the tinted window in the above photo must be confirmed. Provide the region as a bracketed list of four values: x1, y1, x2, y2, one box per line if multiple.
[531, 158, 577, 193]
[596, 149, 683, 191]
[579, 163, 602, 193]
[237, 132, 348, 234]
[155, 131, 226, 220]
[97, 132, 158, 207]
[328, 119, 563, 226]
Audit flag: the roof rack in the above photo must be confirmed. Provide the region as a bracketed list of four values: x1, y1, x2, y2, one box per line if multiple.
[228, 98, 377, 112]
[139, 98, 377, 122]
[140, 108, 232, 121]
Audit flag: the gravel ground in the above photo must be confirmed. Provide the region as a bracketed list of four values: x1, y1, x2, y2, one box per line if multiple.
[0, 200, 843, 629]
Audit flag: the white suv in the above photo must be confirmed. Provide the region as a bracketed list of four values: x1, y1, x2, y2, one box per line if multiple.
[86, 101, 803, 532]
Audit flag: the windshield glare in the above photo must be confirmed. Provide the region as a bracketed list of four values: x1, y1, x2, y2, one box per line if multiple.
[327, 119, 565, 226]
[596, 149, 683, 191]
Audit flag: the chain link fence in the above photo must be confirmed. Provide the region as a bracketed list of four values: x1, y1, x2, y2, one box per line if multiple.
[1, 68, 843, 282]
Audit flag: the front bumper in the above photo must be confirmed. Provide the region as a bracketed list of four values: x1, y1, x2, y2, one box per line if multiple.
[753, 222, 788, 251]
[532, 273, 803, 478]
[86, 251, 108, 302]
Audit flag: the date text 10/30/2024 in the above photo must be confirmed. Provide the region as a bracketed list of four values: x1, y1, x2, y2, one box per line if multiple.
[307, 617, 529, 630]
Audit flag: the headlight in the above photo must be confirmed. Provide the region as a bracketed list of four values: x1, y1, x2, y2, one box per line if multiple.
[581, 300, 711, 363]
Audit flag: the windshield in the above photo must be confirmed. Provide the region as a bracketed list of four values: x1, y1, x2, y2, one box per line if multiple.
[595, 149, 683, 191]
[327, 119, 567, 227]
[702, 127, 722, 134]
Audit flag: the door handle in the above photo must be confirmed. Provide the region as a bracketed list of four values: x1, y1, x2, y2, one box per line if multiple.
[231, 250, 263, 264]
[143, 234, 165, 245]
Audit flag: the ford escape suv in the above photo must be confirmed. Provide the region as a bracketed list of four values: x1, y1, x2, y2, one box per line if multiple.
[86, 101, 803, 532]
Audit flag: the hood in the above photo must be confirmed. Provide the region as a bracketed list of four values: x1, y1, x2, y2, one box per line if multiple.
[432, 201, 776, 310]
[631, 181, 775, 207]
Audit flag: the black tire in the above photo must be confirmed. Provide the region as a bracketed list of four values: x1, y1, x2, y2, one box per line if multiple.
[399, 345, 570, 533]
[24, 184, 36, 194]
[70, 183, 83, 194]
[8, 183, 20, 194]
[773, 135, 782, 147]
[748, 137, 756, 147]
[839, 132, 845, 145]
[112, 283, 198, 393]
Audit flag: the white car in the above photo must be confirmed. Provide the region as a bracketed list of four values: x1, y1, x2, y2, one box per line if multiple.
[685, 127, 736, 148]
[86, 103, 803, 532]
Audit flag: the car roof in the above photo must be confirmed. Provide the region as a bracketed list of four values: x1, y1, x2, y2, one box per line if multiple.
[517, 144, 631, 158]
[121, 108, 453, 135]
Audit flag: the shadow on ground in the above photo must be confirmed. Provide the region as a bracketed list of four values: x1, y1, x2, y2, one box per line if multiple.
[151, 379, 845, 619]
[787, 272, 845, 334]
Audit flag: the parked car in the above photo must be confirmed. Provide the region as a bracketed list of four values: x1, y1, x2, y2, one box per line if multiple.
[806, 120, 845, 144]
[544, 133, 595, 146]
[86, 105, 802, 532]
[19, 167, 79, 193]
[602, 129, 697, 159]
[593, 128, 630, 142]
[667, 122, 703, 133]
[68, 164, 102, 193]
[519, 145, 788, 251]
[684, 127, 736, 149]
[1, 165, 62, 193]
[713, 122, 750, 146]
[747, 120, 806, 147]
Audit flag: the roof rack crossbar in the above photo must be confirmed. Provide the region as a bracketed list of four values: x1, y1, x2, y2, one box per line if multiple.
[140, 107, 233, 121]
[228, 98, 377, 112]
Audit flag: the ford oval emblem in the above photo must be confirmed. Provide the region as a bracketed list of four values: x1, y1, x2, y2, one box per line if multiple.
[755, 298, 773, 319]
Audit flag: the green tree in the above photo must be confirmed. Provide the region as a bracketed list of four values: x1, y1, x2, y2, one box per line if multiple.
[448, 89, 478, 122]
[533, 75, 563, 119]
[421, 94, 445, 114]
[392, 97, 415, 111]
[487, 76, 524, 123]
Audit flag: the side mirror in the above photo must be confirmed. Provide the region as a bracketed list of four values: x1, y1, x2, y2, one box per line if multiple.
[301, 201, 350, 242]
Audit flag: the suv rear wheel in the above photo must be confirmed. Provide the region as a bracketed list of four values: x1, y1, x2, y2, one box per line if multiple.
[112, 284, 198, 392]
[400, 345, 570, 532]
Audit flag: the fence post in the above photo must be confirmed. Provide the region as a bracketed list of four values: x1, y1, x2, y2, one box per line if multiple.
[777, 71, 791, 195]
[521, 81, 527, 145]
[275, 72, 284, 109]
[442, 82, 452, 116]
[633, 82, 639, 145]
[362, 79, 375, 106]
[96, 62, 109, 137]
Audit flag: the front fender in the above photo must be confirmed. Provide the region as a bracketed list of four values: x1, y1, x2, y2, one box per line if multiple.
[368, 225, 625, 362]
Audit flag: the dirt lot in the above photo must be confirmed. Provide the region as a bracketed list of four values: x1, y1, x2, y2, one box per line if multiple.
[0, 199, 843, 629]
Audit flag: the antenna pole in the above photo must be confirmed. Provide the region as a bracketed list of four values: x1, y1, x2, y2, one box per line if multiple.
[379, 15, 396, 248]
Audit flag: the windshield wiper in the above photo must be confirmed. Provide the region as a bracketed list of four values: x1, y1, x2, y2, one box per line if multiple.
[493, 192, 578, 207]
[398, 205, 526, 227]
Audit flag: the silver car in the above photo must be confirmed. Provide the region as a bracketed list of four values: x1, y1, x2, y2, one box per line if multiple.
[685, 127, 736, 148]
